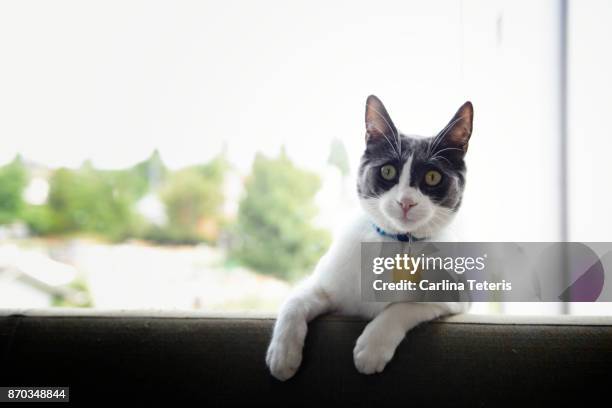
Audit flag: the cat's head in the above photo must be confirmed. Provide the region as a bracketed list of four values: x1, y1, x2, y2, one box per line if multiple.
[357, 95, 473, 239]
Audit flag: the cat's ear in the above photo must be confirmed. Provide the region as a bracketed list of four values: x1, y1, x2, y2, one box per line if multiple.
[437, 101, 473, 154]
[365, 95, 397, 143]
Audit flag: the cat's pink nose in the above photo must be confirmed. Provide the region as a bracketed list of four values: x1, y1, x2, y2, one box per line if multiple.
[397, 198, 417, 215]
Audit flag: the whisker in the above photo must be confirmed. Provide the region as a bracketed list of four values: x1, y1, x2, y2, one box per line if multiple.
[427, 116, 464, 157]
[370, 123, 401, 160]
[430, 116, 463, 152]
[429, 147, 465, 164]
[429, 155, 452, 166]
[432, 147, 464, 155]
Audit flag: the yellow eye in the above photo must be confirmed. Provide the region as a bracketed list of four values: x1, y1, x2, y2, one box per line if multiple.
[424, 170, 442, 186]
[380, 164, 397, 180]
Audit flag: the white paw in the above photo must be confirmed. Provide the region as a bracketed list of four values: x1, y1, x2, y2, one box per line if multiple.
[266, 329, 305, 381]
[266, 339, 302, 381]
[353, 333, 397, 375]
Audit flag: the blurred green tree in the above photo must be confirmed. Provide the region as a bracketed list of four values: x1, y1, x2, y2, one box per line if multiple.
[156, 154, 227, 243]
[128, 149, 167, 196]
[0, 156, 28, 225]
[231, 151, 330, 280]
[101, 150, 168, 204]
[43, 163, 138, 240]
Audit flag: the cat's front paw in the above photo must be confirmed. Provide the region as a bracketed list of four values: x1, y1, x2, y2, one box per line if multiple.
[353, 333, 397, 375]
[266, 340, 302, 381]
[266, 333, 304, 381]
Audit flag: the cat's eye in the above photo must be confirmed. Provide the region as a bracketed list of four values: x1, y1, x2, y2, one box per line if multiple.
[424, 170, 442, 186]
[380, 164, 397, 180]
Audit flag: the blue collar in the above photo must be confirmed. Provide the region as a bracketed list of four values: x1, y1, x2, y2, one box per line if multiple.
[373, 224, 427, 242]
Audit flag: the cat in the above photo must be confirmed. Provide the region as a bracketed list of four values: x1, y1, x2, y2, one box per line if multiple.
[266, 95, 473, 380]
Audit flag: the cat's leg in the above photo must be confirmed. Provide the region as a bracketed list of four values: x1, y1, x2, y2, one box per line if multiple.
[266, 282, 331, 381]
[353, 302, 465, 374]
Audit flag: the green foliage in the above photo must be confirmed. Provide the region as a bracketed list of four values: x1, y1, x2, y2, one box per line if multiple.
[128, 149, 167, 197]
[10, 149, 331, 283]
[231, 151, 330, 280]
[155, 155, 227, 243]
[14, 150, 229, 244]
[23, 151, 169, 240]
[21, 204, 55, 235]
[43, 165, 140, 240]
[51, 278, 93, 308]
[100, 151, 168, 205]
[0, 156, 28, 224]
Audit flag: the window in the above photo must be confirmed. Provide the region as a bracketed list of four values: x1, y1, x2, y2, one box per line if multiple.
[0, 0, 610, 315]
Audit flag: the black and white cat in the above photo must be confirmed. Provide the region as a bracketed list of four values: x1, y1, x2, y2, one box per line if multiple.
[266, 95, 473, 380]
